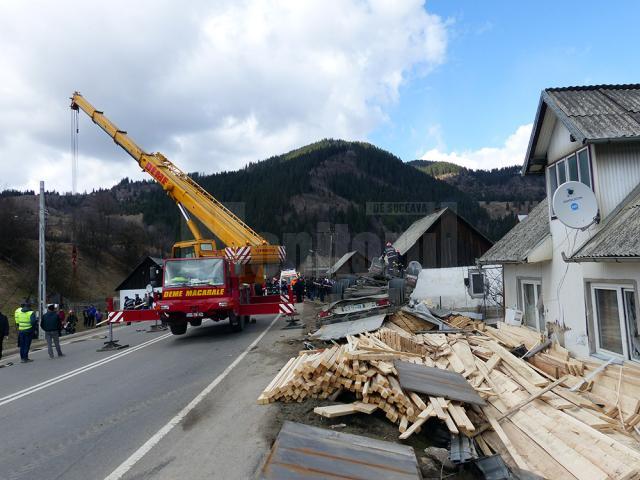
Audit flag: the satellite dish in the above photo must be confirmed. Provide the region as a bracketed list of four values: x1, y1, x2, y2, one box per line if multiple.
[552, 181, 598, 229]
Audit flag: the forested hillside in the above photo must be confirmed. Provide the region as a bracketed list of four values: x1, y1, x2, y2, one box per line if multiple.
[408, 160, 546, 202]
[0, 140, 521, 305]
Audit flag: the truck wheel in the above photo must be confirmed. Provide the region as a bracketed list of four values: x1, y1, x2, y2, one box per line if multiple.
[189, 319, 202, 327]
[229, 312, 244, 332]
[169, 323, 188, 335]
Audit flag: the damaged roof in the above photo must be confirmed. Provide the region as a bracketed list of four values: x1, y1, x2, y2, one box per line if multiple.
[570, 185, 640, 262]
[478, 199, 550, 264]
[524, 84, 640, 174]
[326, 251, 357, 276]
[393, 209, 447, 256]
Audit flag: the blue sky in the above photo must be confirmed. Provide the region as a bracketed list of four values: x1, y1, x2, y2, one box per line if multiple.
[4, 1, 640, 191]
[372, 0, 640, 167]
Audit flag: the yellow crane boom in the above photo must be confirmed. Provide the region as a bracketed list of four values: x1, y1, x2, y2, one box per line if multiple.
[70, 92, 282, 266]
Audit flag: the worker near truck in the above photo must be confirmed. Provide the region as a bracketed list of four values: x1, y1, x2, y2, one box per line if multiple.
[41, 304, 64, 359]
[15, 302, 36, 363]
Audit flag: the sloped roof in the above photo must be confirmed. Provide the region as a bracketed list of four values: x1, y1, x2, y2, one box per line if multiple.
[326, 251, 358, 275]
[114, 256, 163, 291]
[524, 84, 640, 174]
[392, 209, 448, 256]
[478, 199, 550, 264]
[570, 185, 640, 261]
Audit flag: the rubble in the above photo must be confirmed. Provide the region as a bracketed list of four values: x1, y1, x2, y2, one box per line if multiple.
[259, 303, 640, 479]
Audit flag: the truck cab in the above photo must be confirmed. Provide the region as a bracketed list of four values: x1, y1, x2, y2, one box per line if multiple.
[156, 256, 246, 334]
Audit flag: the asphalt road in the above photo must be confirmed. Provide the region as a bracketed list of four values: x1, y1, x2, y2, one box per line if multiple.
[0, 314, 292, 480]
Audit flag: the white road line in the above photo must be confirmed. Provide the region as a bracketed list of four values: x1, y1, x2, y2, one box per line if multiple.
[0, 333, 172, 407]
[104, 314, 282, 480]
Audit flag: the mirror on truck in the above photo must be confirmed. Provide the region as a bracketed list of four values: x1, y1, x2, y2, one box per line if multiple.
[149, 266, 161, 288]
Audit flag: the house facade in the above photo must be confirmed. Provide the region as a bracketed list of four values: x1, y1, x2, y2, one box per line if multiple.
[480, 85, 640, 363]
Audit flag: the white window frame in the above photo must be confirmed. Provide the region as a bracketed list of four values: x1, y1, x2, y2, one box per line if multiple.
[547, 146, 593, 216]
[590, 283, 634, 359]
[519, 279, 542, 331]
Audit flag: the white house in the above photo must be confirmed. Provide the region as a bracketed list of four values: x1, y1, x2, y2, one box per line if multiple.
[479, 84, 640, 363]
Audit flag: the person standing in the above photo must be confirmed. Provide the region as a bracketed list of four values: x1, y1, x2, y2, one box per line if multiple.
[41, 304, 64, 359]
[0, 310, 9, 360]
[14, 302, 36, 363]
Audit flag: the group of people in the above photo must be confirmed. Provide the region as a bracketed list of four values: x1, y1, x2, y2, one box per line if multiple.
[264, 275, 334, 303]
[0, 301, 67, 363]
[81, 304, 103, 328]
[0, 300, 104, 363]
[123, 293, 154, 310]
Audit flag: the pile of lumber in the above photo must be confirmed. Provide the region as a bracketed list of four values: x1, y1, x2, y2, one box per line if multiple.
[389, 309, 436, 333]
[259, 321, 640, 479]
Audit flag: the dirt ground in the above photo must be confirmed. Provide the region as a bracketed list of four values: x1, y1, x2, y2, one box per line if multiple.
[261, 299, 479, 479]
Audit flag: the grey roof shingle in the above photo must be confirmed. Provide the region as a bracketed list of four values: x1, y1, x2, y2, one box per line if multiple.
[478, 199, 550, 264]
[570, 186, 640, 261]
[524, 85, 640, 174]
[546, 85, 640, 141]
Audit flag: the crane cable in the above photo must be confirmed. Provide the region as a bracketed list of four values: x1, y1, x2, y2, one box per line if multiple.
[70, 108, 79, 194]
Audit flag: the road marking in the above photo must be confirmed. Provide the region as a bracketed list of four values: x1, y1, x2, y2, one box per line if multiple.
[0, 333, 172, 407]
[104, 314, 282, 480]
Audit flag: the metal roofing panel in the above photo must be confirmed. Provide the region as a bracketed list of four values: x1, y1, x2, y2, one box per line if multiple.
[394, 361, 486, 406]
[260, 421, 420, 480]
[309, 314, 386, 340]
[478, 199, 550, 264]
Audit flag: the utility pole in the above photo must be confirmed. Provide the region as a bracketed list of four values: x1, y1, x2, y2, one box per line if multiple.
[38, 181, 46, 339]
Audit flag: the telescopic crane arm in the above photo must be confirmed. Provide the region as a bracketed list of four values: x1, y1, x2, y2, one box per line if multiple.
[70, 92, 271, 254]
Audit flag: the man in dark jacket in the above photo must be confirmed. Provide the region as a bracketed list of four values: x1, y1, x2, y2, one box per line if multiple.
[41, 304, 64, 359]
[0, 310, 9, 360]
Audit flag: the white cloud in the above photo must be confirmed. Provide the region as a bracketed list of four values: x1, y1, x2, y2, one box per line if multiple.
[421, 124, 533, 170]
[0, 0, 448, 192]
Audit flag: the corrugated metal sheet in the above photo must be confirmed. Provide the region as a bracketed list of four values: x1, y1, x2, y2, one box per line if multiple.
[260, 421, 421, 480]
[478, 199, 550, 264]
[309, 314, 386, 340]
[595, 143, 640, 217]
[571, 185, 640, 261]
[394, 361, 486, 406]
[392, 209, 447, 256]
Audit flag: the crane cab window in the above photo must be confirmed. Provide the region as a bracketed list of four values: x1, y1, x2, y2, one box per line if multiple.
[200, 243, 214, 251]
[173, 246, 196, 258]
[164, 258, 225, 287]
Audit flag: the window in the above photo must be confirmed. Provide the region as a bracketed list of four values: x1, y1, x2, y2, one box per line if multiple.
[164, 258, 226, 288]
[591, 284, 639, 361]
[547, 147, 593, 215]
[467, 270, 485, 298]
[519, 280, 542, 331]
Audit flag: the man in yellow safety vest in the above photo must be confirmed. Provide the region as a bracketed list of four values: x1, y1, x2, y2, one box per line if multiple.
[14, 301, 36, 363]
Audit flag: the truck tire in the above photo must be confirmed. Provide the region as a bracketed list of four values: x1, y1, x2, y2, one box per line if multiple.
[189, 319, 202, 327]
[229, 312, 244, 332]
[169, 323, 188, 335]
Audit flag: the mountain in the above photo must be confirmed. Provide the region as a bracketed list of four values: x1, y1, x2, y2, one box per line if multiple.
[0, 140, 520, 305]
[117, 140, 514, 242]
[408, 160, 546, 202]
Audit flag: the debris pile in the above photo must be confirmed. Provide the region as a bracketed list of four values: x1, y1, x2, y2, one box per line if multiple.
[259, 312, 640, 479]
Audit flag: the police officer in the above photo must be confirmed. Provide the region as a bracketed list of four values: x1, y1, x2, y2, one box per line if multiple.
[15, 301, 36, 363]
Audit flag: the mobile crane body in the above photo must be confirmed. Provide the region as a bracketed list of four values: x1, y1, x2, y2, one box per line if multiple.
[71, 93, 294, 334]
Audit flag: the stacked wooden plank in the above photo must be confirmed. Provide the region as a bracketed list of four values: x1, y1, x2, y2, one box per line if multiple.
[258, 321, 640, 479]
[389, 309, 436, 333]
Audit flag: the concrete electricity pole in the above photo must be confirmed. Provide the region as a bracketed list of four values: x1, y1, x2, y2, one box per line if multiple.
[38, 181, 46, 339]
